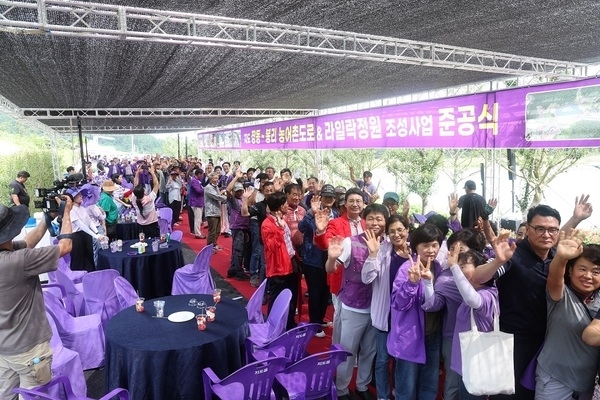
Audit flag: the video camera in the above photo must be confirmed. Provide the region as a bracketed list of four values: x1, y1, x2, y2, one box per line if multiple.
[34, 173, 85, 237]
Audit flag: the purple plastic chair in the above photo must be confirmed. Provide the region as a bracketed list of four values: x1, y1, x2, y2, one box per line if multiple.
[45, 312, 88, 398]
[273, 344, 351, 400]
[171, 244, 215, 295]
[158, 207, 173, 226]
[113, 276, 138, 311]
[202, 356, 287, 400]
[50, 269, 86, 317]
[246, 278, 267, 324]
[246, 323, 320, 366]
[158, 218, 172, 235]
[44, 292, 105, 371]
[82, 270, 121, 327]
[42, 283, 76, 317]
[170, 230, 183, 242]
[14, 375, 129, 400]
[248, 289, 292, 347]
[155, 196, 167, 209]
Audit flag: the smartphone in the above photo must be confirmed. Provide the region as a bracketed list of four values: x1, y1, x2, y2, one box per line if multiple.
[254, 179, 261, 189]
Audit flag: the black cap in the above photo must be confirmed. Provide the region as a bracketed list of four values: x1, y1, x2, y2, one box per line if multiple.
[464, 180, 476, 190]
[320, 184, 336, 197]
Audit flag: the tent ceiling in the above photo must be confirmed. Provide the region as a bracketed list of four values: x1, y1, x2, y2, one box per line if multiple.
[1, 0, 599, 134]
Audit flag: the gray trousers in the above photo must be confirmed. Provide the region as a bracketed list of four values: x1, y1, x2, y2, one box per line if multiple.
[336, 307, 377, 396]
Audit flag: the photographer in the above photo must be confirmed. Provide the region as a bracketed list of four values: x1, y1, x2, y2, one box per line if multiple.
[0, 197, 73, 398]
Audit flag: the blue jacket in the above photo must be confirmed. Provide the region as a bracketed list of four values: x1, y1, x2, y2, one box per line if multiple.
[298, 209, 338, 268]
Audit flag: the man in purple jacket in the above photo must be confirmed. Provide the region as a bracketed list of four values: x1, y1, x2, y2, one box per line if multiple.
[188, 169, 205, 239]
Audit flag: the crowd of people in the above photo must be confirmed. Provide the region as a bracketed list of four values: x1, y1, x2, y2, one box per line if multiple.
[2, 153, 600, 400]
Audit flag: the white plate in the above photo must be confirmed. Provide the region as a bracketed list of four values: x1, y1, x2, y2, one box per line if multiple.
[130, 242, 148, 249]
[167, 311, 195, 323]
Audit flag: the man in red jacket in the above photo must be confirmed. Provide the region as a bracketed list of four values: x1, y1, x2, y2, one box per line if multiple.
[314, 187, 366, 343]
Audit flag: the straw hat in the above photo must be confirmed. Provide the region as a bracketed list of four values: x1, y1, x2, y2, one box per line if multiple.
[102, 180, 116, 192]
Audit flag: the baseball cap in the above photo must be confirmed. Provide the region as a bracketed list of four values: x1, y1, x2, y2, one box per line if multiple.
[334, 185, 347, 194]
[464, 180, 476, 190]
[233, 182, 244, 191]
[320, 184, 336, 197]
[383, 192, 400, 204]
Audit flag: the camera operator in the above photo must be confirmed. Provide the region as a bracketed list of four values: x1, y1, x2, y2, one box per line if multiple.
[0, 197, 73, 399]
[9, 170, 31, 209]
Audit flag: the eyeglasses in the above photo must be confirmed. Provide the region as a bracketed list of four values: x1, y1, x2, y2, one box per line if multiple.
[528, 225, 560, 236]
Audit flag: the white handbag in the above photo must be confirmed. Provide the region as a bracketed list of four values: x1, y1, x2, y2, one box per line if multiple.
[459, 307, 515, 396]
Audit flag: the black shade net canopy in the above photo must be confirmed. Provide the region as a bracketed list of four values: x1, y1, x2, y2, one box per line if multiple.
[0, 0, 599, 134]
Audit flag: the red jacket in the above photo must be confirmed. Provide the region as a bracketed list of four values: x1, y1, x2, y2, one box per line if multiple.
[261, 215, 293, 278]
[314, 216, 366, 294]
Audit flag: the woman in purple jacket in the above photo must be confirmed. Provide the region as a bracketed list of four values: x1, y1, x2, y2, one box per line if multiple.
[388, 224, 444, 400]
[188, 169, 206, 239]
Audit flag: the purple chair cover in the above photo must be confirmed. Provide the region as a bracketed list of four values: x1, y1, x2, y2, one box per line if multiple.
[171, 244, 215, 295]
[273, 344, 351, 400]
[14, 375, 129, 400]
[170, 230, 183, 242]
[50, 269, 86, 317]
[49, 256, 87, 285]
[158, 207, 173, 226]
[44, 293, 105, 370]
[158, 218, 172, 235]
[45, 313, 87, 399]
[42, 283, 76, 317]
[202, 356, 287, 400]
[155, 197, 167, 209]
[82, 270, 121, 327]
[113, 276, 138, 311]
[248, 289, 292, 347]
[246, 323, 320, 365]
[246, 278, 267, 324]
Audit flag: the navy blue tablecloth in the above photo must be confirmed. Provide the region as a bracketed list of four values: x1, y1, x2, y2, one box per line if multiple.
[105, 294, 248, 400]
[116, 222, 139, 241]
[97, 240, 184, 299]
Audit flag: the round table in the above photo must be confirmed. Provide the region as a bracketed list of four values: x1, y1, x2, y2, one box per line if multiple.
[105, 294, 249, 400]
[116, 221, 139, 241]
[97, 239, 184, 299]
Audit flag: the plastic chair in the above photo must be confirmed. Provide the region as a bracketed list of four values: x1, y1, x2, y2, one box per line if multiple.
[248, 289, 292, 347]
[45, 312, 88, 398]
[82, 270, 121, 327]
[202, 356, 287, 400]
[14, 375, 129, 400]
[170, 230, 183, 242]
[158, 218, 172, 235]
[50, 269, 86, 317]
[273, 344, 352, 400]
[246, 323, 320, 366]
[44, 293, 105, 370]
[42, 283, 76, 317]
[246, 278, 267, 324]
[113, 276, 138, 311]
[158, 207, 173, 226]
[171, 244, 215, 295]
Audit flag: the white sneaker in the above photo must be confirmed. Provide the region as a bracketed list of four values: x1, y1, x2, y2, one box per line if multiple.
[315, 330, 326, 338]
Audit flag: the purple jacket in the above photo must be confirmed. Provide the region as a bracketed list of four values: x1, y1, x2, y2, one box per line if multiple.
[387, 257, 441, 364]
[188, 177, 205, 208]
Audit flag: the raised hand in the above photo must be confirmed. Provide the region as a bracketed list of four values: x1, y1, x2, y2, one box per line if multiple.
[492, 231, 516, 264]
[327, 236, 344, 262]
[447, 243, 459, 266]
[362, 228, 380, 257]
[314, 208, 330, 234]
[420, 259, 433, 281]
[402, 199, 410, 216]
[407, 255, 422, 283]
[242, 187, 253, 199]
[235, 169, 243, 179]
[310, 195, 322, 215]
[448, 193, 459, 214]
[556, 229, 583, 260]
[275, 211, 285, 227]
[487, 198, 498, 209]
[573, 194, 593, 221]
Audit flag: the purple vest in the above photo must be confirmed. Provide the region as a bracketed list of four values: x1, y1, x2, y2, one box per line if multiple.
[338, 234, 373, 310]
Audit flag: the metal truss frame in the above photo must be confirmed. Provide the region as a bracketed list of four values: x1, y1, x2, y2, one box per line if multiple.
[53, 125, 208, 132]
[20, 108, 317, 119]
[0, 0, 590, 78]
